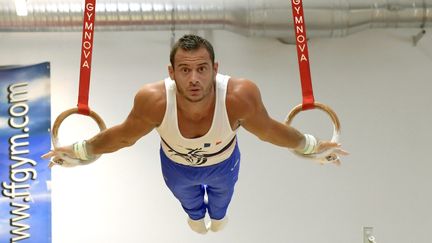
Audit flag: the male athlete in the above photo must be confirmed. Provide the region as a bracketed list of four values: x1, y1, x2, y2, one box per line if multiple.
[43, 34, 348, 234]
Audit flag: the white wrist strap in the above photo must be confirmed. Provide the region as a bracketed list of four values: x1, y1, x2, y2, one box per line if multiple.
[302, 134, 317, 155]
[73, 140, 91, 161]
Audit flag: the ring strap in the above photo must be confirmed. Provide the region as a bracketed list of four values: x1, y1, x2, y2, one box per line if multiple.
[291, 0, 315, 110]
[77, 0, 97, 115]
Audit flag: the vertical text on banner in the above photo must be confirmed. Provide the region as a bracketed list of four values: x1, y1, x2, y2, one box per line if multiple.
[0, 62, 52, 243]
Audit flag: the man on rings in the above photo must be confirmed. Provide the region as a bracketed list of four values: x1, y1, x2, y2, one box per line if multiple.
[42, 34, 348, 234]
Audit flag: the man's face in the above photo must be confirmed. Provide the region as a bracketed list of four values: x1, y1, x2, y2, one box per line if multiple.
[169, 47, 218, 103]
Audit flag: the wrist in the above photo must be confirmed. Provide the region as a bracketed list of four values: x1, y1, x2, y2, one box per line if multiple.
[73, 140, 94, 161]
[295, 134, 317, 155]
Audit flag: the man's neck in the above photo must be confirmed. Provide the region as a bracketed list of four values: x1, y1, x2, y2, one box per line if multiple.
[176, 85, 215, 121]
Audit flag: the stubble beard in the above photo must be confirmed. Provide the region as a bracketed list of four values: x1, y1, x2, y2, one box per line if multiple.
[177, 77, 215, 103]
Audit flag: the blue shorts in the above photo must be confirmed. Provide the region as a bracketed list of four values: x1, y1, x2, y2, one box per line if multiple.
[160, 142, 240, 220]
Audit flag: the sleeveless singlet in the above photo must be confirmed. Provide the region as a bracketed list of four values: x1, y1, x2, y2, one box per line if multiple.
[156, 73, 238, 166]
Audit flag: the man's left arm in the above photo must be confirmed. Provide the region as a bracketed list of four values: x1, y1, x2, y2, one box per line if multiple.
[232, 79, 305, 150]
[230, 79, 348, 162]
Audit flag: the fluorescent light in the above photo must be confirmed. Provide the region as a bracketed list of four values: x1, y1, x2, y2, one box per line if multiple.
[15, 0, 28, 16]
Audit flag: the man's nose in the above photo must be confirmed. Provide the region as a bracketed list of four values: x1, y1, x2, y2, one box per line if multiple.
[189, 70, 200, 84]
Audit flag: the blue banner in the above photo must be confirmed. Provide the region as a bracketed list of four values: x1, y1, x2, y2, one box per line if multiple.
[0, 63, 52, 242]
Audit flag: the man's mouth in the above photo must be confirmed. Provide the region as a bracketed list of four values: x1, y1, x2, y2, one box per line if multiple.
[188, 87, 201, 92]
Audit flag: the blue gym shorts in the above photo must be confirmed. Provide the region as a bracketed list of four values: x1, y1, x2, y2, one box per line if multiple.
[159, 142, 241, 220]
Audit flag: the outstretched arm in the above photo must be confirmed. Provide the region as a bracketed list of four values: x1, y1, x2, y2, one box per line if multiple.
[42, 82, 165, 164]
[231, 79, 304, 149]
[85, 86, 162, 155]
[229, 79, 347, 163]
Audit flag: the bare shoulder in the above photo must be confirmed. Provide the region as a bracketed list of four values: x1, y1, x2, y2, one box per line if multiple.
[226, 78, 262, 121]
[227, 78, 259, 97]
[132, 80, 166, 125]
[135, 80, 165, 102]
[227, 78, 261, 105]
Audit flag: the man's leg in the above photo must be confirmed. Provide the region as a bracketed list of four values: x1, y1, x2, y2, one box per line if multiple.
[206, 182, 235, 220]
[160, 149, 208, 233]
[165, 183, 209, 234]
[206, 147, 240, 231]
[165, 183, 207, 221]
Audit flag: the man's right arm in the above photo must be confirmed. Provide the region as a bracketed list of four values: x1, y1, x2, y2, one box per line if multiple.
[43, 82, 165, 161]
[86, 83, 164, 155]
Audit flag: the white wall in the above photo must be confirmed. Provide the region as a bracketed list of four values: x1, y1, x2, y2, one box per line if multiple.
[1, 28, 431, 243]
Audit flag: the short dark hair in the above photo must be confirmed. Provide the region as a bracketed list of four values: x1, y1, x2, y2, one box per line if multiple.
[170, 34, 215, 67]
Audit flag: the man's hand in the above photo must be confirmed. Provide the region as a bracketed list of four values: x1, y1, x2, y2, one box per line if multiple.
[41, 145, 83, 167]
[312, 140, 349, 166]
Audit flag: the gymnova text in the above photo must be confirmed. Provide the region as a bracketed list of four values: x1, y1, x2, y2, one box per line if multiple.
[81, 2, 95, 69]
[1, 82, 35, 242]
[292, 0, 309, 63]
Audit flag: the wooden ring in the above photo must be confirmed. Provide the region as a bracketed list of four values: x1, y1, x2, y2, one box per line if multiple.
[285, 102, 341, 161]
[49, 108, 106, 168]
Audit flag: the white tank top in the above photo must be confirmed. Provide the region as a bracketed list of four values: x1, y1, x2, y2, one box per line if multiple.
[156, 73, 238, 166]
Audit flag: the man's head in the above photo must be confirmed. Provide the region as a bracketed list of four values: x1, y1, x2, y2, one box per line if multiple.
[169, 34, 218, 103]
[170, 34, 215, 67]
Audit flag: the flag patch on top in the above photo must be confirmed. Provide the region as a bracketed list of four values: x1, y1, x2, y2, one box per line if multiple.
[204, 143, 211, 148]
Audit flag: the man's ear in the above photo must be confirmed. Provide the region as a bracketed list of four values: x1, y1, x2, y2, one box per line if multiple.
[213, 61, 219, 74]
[168, 65, 174, 80]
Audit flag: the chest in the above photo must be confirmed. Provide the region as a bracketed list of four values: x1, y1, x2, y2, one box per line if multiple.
[176, 107, 240, 139]
[177, 108, 214, 139]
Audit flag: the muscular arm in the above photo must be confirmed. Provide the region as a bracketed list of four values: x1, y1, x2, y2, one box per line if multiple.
[228, 79, 305, 150]
[86, 83, 165, 155]
[42, 82, 165, 166]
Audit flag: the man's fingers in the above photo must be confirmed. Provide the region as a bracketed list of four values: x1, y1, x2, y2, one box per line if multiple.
[48, 161, 56, 168]
[50, 156, 66, 166]
[319, 141, 341, 149]
[42, 145, 75, 159]
[317, 153, 343, 166]
[321, 158, 341, 166]
[318, 141, 349, 156]
[332, 148, 350, 156]
[339, 149, 350, 156]
[54, 145, 72, 153]
[41, 151, 55, 159]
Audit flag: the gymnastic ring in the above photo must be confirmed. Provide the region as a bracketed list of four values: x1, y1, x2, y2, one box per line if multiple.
[284, 102, 340, 161]
[49, 107, 106, 168]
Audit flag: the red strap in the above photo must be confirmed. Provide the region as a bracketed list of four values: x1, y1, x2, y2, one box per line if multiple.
[291, 0, 315, 110]
[77, 0, 96, 115]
